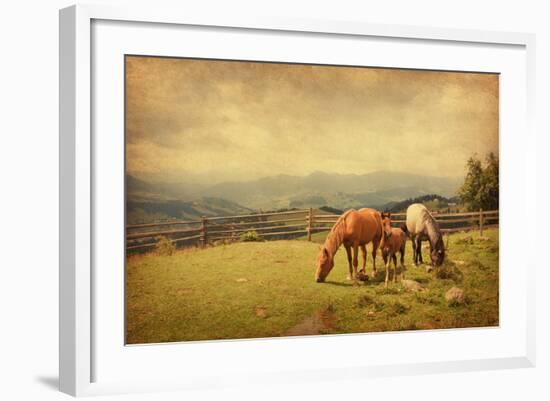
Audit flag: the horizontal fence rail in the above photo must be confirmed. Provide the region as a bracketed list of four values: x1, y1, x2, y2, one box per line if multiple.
[126, 208, 499, 252]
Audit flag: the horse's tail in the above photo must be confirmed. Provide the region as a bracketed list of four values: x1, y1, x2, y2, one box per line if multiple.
[400, 223, 409, 237]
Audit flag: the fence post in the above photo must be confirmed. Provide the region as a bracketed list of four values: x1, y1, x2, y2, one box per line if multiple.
[307, 208, 313, 241]
[479, 208, 484, 237]
[200, 216, 207, 248]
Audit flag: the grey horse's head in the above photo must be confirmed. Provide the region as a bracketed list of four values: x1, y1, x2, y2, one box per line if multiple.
[430, 238, 445, 267]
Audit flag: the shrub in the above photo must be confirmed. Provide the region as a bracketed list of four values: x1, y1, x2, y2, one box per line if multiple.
[389, 302, 410, 315]
[240, 230, 263, 242]
[414, 291, 441, 305]
[435, 264, 464, 282]
[154, 236, 176, 256]
[375, 286, 399, 295]
[357, 295, 375, 308]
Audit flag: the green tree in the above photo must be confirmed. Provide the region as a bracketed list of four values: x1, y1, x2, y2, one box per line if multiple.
[482, 152, 499, 210]
[458, 153, 499, 211]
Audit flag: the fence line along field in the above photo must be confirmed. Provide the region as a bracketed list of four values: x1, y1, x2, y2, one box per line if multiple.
[126, 208, 499, 252]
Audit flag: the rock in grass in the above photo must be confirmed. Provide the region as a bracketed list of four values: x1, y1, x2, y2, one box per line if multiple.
[401, 279, 423, 292]
[445, 287, 465, 305]
[255, 306, 267, 318]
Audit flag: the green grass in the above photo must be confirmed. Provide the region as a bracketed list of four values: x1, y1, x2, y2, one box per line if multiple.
[126, 228, 499, 344]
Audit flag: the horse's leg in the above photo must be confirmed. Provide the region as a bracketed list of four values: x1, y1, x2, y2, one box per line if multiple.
[371, 239, 379, 278]
[352, 244, 359, 280]
[416, 237, 423, 264]
[359, 244, 367, 274]
[344, 244, 353, 280]
[400, 244, 406, 279]
[392, 254, 397, 283]
[382, 251, 388, 281]
[384, 253, 390, 288]
[411, 235, 417, 266]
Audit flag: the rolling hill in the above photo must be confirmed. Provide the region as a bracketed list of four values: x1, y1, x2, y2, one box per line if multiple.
[127, 197, 255, 224]
[199, 171, 461, 210]
[126, 171, 462, 222]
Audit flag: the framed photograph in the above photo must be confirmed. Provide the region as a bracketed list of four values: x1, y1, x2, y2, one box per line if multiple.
[59, 4, 536, 396]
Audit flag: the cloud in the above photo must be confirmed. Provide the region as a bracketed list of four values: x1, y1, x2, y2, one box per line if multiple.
[125, 56, 498, 183]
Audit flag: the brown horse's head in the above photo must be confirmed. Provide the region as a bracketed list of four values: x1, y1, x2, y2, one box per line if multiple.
[380, 212, 393, 240]
[315, 246, 334, 283]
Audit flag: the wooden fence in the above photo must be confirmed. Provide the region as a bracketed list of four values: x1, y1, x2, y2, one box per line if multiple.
[126, 208, 499, 252]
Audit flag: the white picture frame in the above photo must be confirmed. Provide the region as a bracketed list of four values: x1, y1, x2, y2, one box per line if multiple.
[59, 4, 536, 397]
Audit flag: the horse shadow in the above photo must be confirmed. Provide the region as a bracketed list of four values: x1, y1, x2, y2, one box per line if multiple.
[324, 264, 413, 287]
[323, 280, 356, 287]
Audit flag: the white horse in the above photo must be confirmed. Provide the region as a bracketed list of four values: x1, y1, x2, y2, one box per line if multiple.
[404, 203, 445, 269]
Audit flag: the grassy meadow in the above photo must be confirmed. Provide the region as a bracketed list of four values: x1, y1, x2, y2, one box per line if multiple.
[125, 228, 499, 344]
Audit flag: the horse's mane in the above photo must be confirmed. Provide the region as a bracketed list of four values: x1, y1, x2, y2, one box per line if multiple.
[323, 209, 353, 257]
[422, 209, 444, 251]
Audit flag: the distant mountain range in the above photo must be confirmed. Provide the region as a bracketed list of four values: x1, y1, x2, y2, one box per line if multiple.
[127, 197, 254, 224]
[126, 171, 462, 223]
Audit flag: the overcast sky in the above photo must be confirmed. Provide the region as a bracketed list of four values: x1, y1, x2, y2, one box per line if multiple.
[125, 56, 498, 184]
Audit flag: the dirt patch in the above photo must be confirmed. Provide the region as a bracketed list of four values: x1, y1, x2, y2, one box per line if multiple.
[174, 288, 193, 296]
[255, 306, 267, 318]
[285, 306, 336, 336]
[417, 322, 436, 330]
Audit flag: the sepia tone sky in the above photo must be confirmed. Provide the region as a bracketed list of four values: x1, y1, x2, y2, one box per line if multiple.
[125, 56, 498, 184]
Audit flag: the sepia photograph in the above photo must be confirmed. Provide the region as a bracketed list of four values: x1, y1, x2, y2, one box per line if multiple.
[124, 55, 499, 344]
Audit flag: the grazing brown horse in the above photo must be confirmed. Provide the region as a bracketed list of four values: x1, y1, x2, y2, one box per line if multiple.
[380, 212, 407, 287]
[315, 208, 382, 283]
